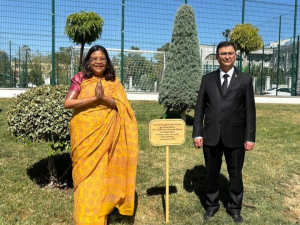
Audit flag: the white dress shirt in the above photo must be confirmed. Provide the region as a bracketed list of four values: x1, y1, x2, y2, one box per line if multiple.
[220, 67, 234, 87]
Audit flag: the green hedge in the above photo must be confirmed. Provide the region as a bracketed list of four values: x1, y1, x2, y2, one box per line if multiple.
[7, 85, 73, 152]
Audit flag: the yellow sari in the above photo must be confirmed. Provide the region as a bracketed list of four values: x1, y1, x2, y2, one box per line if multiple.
[70, 76, 138, 225]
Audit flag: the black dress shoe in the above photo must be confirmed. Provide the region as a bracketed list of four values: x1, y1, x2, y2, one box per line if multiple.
[226, 210, 243, 223]
[232, 214, 243, 223]
[203, 209, 218, 221]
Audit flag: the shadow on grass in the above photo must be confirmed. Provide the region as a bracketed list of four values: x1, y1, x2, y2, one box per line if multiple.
[183, 165, 229, 209]
[27, 152, 73, 189]
[28, 153, 139, 223]
[160, 110, 194, 126]
[146, 186, 178, 217]
[108, 191, 138, 224]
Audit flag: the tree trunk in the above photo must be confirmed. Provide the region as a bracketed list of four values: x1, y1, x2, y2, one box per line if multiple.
[79, 43, 85, 66]
[180, 110, 186, 122]
[47, 155, 58, 187]
[163, 106, 171, 119]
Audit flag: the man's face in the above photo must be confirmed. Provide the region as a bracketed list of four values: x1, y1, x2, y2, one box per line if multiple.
[216, 46, 237, 72]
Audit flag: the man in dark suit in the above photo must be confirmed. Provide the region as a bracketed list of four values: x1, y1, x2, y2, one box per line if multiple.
[193, 41, 256, 223]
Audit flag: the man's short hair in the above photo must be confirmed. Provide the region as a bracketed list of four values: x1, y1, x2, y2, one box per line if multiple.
[216, 41, 237, 54]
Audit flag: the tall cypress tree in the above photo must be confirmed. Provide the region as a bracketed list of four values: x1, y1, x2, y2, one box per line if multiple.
[158, 4, 202, 121]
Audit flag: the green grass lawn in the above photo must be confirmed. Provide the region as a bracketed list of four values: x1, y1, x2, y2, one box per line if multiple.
[0, 98, 299, 224]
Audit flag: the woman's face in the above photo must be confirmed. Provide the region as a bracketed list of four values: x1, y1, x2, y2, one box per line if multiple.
[89, 50, 107, 77]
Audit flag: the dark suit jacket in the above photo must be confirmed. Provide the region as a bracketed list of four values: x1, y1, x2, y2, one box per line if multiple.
[192, 67, 256, 148]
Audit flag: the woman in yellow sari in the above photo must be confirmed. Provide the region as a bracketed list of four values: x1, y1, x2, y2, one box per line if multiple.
[64, 45, 138, 225]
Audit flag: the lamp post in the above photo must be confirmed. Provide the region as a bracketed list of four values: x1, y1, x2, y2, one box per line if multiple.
[222, 29, 231, 41]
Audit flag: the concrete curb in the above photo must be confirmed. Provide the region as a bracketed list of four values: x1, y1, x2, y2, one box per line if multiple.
[0, 89, 27, 98]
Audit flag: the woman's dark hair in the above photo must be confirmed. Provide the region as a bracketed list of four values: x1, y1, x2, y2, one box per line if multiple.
[82, 45, 116, 81]
[216, 41, 237, 54]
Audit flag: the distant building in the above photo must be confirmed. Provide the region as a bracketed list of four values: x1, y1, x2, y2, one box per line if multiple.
[43, 74, 51, 85]
[268, 40, 300, 89]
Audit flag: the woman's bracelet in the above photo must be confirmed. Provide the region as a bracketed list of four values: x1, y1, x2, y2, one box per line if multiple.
[81, 98, 84, 107]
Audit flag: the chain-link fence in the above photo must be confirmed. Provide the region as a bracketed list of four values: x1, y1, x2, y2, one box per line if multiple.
[71, 46, 165, 92]
[1, 0, 300, 95]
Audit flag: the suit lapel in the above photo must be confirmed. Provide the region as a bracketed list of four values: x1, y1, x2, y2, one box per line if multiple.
[226, 67, 239, 95]
[214, 67, 239, 97]
[213, 69, 222, 95]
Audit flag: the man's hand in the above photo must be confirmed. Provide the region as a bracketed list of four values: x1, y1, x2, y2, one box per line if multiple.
[244, 142, 255, 151]
[193, 137, 203, 148]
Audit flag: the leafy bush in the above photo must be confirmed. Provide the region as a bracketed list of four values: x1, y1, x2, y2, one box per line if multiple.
[7, 85, 72, 152]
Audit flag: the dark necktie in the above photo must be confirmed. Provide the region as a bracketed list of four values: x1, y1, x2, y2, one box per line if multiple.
[222, 74, 229, 95]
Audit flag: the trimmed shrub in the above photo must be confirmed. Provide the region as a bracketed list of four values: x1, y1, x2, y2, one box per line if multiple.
[158, 4, 202, 121]
[7, 85, 72, 152]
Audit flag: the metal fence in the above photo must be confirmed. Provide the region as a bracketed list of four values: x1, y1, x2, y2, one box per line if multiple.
[0, 0, 300, 95]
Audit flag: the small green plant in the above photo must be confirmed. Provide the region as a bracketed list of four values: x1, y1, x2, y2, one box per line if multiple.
[7, 85, 73, 185]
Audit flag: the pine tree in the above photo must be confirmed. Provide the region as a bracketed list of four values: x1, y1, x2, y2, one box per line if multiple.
[158, 4, 202, 121]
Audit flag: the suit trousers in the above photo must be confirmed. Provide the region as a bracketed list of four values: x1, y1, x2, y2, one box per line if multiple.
[203, 138, 245, 213]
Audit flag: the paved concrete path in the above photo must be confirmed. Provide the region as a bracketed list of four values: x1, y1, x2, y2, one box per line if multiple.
[1, 88, 300, 104]
[124, 92, 300, 104]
